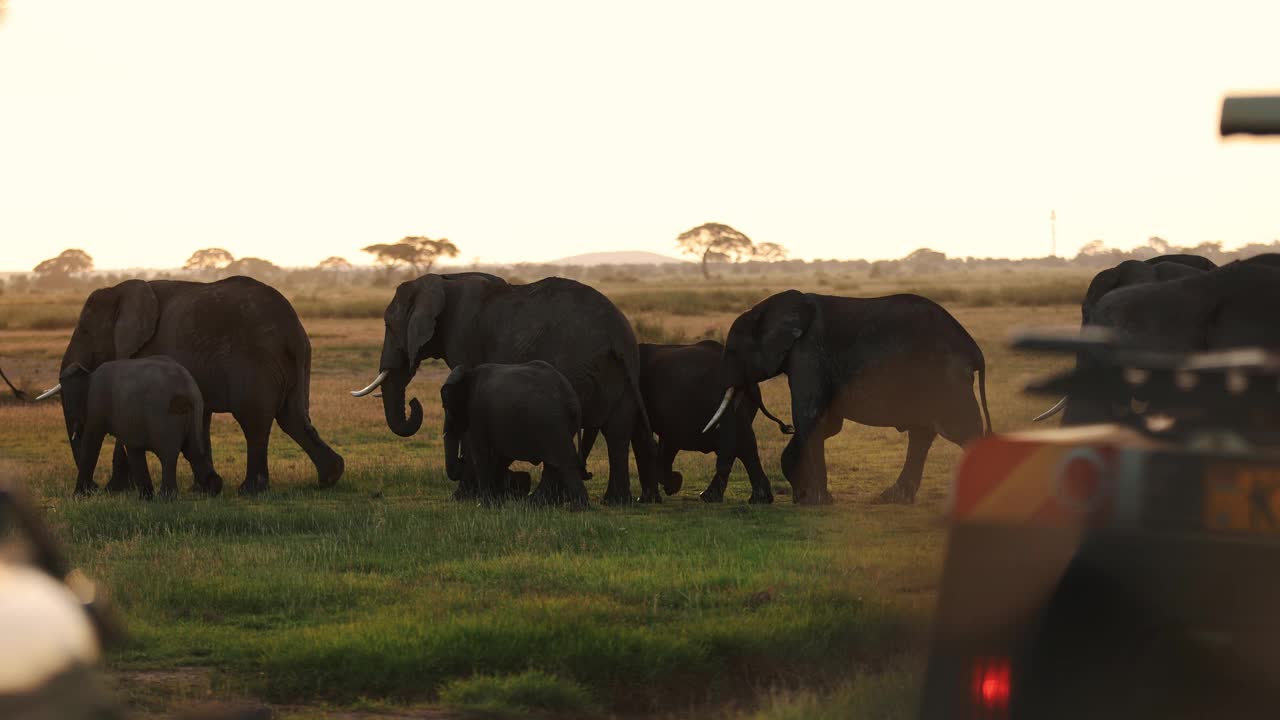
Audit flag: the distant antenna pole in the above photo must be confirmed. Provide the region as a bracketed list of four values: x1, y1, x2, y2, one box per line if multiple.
[1050, 209, 1057, 257]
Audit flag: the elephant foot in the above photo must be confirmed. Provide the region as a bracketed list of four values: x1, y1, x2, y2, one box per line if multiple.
[238, 475, 269, 496]
[454, 484, 478, 502]
[317, 454, 344, 489]
[871, 484, 915, 505]
[196, 473, 224, 497]
[795, 488, 834, 505]
[662, 471, 684, 496]
[601, 489, 635, 506]
[158, 486, 178, 501]
[699, 487, 725, 503]
[748, 491, 774, 505]
[638, 488, 663, 504]
[73, 482, 99, 498]
[137, 486, 155, 502]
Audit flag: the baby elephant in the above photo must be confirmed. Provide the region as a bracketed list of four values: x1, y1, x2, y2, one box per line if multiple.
[60, 356, 221, 499]
[440, 361, 588, 508]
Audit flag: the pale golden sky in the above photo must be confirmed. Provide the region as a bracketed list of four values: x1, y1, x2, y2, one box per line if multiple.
[1, 1, 1277, 271]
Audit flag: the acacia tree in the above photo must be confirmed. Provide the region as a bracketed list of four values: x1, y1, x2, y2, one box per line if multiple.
[676, 223, 756, 279]
[361, 236, 461, 277]
[222, 256, 280, 280]
[184, 247, 235, 271]
[33, 249, 93, 276]
[317, 256, 352, 271]
[754, 242, 788, 263]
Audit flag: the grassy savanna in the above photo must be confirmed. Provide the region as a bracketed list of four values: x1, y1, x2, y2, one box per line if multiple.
[0, 273, 1078, 718]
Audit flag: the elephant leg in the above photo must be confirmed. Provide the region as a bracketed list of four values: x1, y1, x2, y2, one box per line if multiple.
[600, 410, 636, 505]
[276, 395, 344, 489]
[701, 450, 734, 503]
[234, 411, 273, 496]
[654, 439, 685, 501]
[737, 427, 774, 505]
[472, 450, 506, 507]
[874, 427, 936, 505]
[530, 465, 570, 506]
[158, 451, 179, 500]
[128, 447, 155, 501]
[453, 456, 479, 502]
[631, 409, 664, 502]
[106, 440, 137, 493]
[74, 428, 108, 496]
[551, 462, 590, 510]
[579, 427, 598, 480]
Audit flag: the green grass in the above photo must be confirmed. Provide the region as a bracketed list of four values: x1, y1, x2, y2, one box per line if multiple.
[0, 286, 1079, 717]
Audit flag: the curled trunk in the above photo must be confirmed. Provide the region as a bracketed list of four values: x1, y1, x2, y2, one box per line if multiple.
[380, 369, 423, 437]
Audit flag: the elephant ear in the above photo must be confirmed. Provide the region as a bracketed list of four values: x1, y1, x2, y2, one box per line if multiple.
[757, 290, 814, 375]
[399, 275, 450, 363]
[112, 280, 159, 359]
[440, 365, 470, 434]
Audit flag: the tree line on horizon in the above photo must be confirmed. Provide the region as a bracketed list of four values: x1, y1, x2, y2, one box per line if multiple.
[13, 226, 1280, 294]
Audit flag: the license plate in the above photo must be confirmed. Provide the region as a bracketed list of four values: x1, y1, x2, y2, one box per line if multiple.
[1205, 465, 1280, 534]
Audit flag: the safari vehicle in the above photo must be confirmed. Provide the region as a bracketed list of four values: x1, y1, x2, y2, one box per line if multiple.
[918, 92, 1280, 720]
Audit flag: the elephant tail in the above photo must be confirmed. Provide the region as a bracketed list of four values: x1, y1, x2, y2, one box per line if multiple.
[977, 358, 993, 435]
[0, 365, 28, 401]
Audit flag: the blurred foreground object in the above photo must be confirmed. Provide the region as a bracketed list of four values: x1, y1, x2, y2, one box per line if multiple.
[919, 330, 1280, 719]
[0, 483, 120, 719]
[1220, 94, 1280, 136]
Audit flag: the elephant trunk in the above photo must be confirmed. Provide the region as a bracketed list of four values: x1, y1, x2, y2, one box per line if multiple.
[380, 369, 423, 437]
[444, 431, 462, 482]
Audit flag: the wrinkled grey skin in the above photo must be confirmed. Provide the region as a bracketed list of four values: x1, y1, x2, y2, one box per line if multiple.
[440, 361, 588, 508]
[634, 340, 793, 504]
[55, 277, 343, 495]
[61, 356, 221, 500]
[1067, 257, 1280, 425]
[373, 273, 660, 504]
[715, 291, 991, 505]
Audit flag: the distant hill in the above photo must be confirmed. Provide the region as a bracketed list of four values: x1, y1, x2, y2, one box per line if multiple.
[550, 251, 688, 266]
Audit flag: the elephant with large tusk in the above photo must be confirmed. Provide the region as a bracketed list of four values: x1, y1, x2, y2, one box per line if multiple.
[353, 272, 662, 505]
[707, 290, 992, 505]
[1034, 253, 1216, 424]
[38, 277, 343, 495]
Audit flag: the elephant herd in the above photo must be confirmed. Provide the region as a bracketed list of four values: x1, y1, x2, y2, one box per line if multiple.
[27, 252, 1272, 507]
[14, 271, 994, 507]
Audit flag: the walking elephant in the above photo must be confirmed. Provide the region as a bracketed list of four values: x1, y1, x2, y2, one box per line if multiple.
[440, 362, 588, 508]
[37, 277, 343, 494]
[60, 356, 221, 499]
[352, 273, 662, 504]
[705, 290, 991, 505]
[1046, 258, 1280, 425]
[636, 340, 793, 504]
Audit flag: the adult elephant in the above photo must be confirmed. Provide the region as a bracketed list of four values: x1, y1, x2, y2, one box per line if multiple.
[1033, 254, 1220, 423]
[36, 277, 343, 494]
[351, 273, 662, 504]
[1051, 258, 1280, 425]
[705, 290, 991, 505]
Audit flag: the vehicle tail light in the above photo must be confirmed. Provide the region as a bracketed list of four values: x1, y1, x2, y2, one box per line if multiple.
[971, 656, 1011, 716]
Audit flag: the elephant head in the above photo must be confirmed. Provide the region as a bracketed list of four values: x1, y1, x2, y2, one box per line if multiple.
[37, 280, 159, 401]
[440, 365, 471, 480]
[353, 273, 508, 437]
[58, 363, 92, 469]
[704, 290, 813, 432]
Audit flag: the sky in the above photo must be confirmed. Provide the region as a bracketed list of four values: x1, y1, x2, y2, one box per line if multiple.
[0, 1, 1277, 271]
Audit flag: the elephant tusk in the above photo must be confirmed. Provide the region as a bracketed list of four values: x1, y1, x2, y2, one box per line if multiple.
[702, 387, 736, 433]
[34, 383, 62, 401]
[1033, 396, 1068, 422]
[350, 371, 389, 397]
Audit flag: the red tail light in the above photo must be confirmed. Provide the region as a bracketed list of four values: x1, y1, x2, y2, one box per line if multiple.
[971, 656, 1011, 714]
